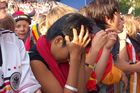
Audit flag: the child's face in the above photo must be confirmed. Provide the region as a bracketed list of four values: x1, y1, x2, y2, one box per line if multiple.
[50, 37, 69, 63]
[15, 20, 29, 40]
[112, 12, 124, 33]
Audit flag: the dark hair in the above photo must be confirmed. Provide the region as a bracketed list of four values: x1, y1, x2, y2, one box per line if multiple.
[83, 0, 120, 29]
[46, 13, 95, 43]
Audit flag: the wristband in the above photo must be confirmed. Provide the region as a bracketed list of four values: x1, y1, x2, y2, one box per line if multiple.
[85, 63, 96, 70]
[64, 84, 78, 92]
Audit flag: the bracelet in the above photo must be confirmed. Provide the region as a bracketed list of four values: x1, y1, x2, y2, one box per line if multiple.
[85, 63, 96, 70]
[64, 84, 78, 92]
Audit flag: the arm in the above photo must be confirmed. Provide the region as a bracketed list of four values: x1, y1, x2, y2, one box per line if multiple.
[115, 30, 138, 72]
[95, 30, 118, 82]
[85, 29, 118, 83]
[77, 52, 87, 93]
[30, 54, 82, 93]
[95, 47, 111, 82]
[85, 30, 108, 82]
[115, 38, 130, 71]
[30, 60, 63, 93]
[65, 26, 91, 93]
[30, 26, 90, 93]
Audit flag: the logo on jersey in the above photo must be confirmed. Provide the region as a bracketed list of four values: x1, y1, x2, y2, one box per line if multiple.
[10, 72, 21, 91]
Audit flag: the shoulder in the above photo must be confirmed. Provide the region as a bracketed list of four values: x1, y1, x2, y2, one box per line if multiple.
[29, 45, 49, 69]
[0, 29, 20, 41]
[0, 29, 14, 35]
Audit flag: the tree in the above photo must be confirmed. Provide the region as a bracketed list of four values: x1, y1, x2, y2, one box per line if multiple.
[119, 0, 140, 16]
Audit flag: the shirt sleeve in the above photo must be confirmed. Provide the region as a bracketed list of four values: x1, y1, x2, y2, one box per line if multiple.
[29, 45, 50, 69]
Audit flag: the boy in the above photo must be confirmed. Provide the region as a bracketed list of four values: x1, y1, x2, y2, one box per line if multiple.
[0, 0, 41, 92]
[80, 0, 128, 92]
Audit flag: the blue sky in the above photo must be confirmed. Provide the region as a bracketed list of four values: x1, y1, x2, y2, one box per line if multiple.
[60, 0, 91, 10]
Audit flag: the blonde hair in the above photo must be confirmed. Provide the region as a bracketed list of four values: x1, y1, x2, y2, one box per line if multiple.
[134, 16, 140, 31]
[79, 6, 88, 17]
[135, 16, 140, 22]
[38, 5, 77, 35]
[123, 14, 134, 21]
[123, 15, 139, 38]
[0, 15, 15, 31]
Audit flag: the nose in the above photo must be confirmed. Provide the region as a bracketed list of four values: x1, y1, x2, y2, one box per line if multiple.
[19, 26, 25, 32]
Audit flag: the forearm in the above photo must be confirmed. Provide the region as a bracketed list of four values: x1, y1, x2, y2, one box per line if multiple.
[115, 62, 139, 73]
[95, 48, 110, 83]
[85, 48, 99, 82]
[78, 62, 87, 93]
[116, 38, 139, 72]
[64, 54, 81, 93]
[86, 48, 99, 65]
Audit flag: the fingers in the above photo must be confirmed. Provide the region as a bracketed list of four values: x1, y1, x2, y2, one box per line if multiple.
[93, 30, 108, 43]
[104, 28, 118, 41]
[108, 32, 118, 41]
[79, 25, 85, 42]
[72, 28, 78, 42]
[83, 37, 91, 47]
[71, 25, 91, 47]
[81, 27, 91, 47]
[95, 30, 108, 39]
[105, 28, 118, 33]
[82, 29, 90, 44]
[96, 30, 106, 36]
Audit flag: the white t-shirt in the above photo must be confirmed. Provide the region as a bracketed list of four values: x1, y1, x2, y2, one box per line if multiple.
[0, 29, 40, 93]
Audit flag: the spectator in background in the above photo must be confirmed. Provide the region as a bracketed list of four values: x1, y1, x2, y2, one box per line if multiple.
[80, 0, 128, 92]
[116, 14, 140, 93]
[0, 0, 41, 92]
[12, 4, 24, 16]
[37, 5, 77, 35]
[13, 12, 36, 51]
[29, 13, 93, 93]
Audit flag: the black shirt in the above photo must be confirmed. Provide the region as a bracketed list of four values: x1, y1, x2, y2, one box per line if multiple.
[29, 45, 49, 69]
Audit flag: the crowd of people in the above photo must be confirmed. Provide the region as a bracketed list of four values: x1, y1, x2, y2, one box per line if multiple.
[0, 0, 140, 93]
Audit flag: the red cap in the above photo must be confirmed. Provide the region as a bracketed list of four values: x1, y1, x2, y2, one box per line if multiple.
[12, 11, 25, 17]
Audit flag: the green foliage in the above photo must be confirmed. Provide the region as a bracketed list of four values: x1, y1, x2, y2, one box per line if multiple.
[119, 0, 140, 16]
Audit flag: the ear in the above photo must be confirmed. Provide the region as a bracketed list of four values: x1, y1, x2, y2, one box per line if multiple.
[53, 36, 64, 47]
[104, 16, 113, 26]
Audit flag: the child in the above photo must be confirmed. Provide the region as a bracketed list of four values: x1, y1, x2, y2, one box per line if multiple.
[80, 0, 128, 92]
[29, 13, 94, 93]
[0, 1, 41, 92]
[117, 15, 140, 93]
[13, 12, 36, 51]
